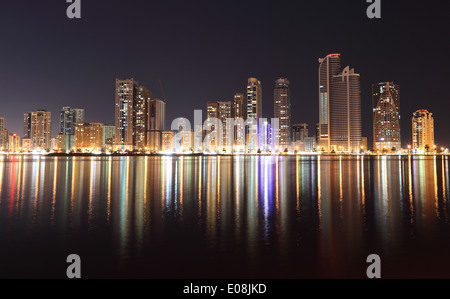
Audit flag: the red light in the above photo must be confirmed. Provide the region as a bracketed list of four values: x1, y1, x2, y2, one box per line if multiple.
[13, 134, 17, 137]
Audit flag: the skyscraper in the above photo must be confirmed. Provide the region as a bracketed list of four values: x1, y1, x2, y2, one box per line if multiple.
[218, 101, 232, 149]
[74, 122, 104, 152]
[147, 98, 166, 153]
[412, 110, 435, 151]
[329, 66, 361, 152]
[247, 78, 262, 150]
[60, 107, 85, 135]
[0, 117, 6, 150]
[318, 54, 341, 150]
[233, 93, 247, 150]
[136, 86, 151, 150]
[372, 82, 401, 150]
[318, 54, 361, 152]
[292, 124, 309, 142]
[114, 78, 151, 151]
[274, 78, 291, 148]
[24, 110, 52, 151]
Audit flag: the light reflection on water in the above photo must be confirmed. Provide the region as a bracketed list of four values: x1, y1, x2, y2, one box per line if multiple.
[0, 155, 450, 278]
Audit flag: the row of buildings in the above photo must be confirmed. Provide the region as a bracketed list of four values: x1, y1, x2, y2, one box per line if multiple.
[0, 54, 438, 154]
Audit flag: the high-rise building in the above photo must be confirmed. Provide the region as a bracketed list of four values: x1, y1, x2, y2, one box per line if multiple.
[206, 101, 220, 150]
[233, 93, 247, 149]
[247, 78, 262, 151]
[162, 130, 176, 152]
[329, 66, 361, 152]
[147, 98, 166, 153]
[103, 125, 115, 150]
[274, 78, 291, 148]
[292, 123, 309, 142]
[114, 78, 151, 151]
[0, 117, 6, 150]
[8, 134, 20, 153]
[372, 82, 401, 150]
[318, 54, 341, 150]
[218, 101, 232, 150]
[412, 110, 435, 151]
[24, 110, 52, 151]
[74, 122, 104, 152]
[60, 107, 85, 135]
[318, 54, 361, 152]
[135, 86, 151, 150]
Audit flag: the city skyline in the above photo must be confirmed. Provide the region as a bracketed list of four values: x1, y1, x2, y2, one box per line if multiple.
[1, 1, 449, 148]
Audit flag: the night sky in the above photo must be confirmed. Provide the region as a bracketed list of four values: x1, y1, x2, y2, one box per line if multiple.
[1, 0, 450, 147]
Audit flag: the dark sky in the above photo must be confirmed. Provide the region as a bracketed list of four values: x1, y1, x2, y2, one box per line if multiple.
[1, 0, 450, 147]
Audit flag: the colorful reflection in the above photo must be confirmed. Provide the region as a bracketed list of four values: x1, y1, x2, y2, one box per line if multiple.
[0, 155, 450, 278]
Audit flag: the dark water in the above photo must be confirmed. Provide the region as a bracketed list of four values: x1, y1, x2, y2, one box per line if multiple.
[0, 155, 449, 278]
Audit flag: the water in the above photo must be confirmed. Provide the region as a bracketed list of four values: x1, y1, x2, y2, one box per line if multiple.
[0, 155, 449, 278]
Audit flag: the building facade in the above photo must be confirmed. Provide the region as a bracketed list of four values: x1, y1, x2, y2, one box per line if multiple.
[318, 54, 342, 150]
[114, 78, 151, 151]
[292, 123, 309, 142]
[74, 122, 104, 152]
[274, 78, 291, 149]
[412, 110, 435, 151]
[0, 117, 6, 150]
[372, 82, 401, 150]
[24, 110, 52, 151]
[8, 134, 20, 153]
[247, 78, 262, 151]
[147, 98, 166, 153]
[329, 66, 361, 152]
[60, 107, 85, 135]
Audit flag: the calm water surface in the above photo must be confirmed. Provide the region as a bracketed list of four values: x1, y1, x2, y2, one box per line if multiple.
[0, 155, 449, 278]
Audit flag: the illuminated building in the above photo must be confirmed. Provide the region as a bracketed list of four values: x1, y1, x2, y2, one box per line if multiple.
[8, 134, 20, 153]
[292, 123, 309, 142]
[74, 122, 104, 152]
[147, 98, 166, 153]
[318, 54, 361, 152]
[0, 117, 6, 150]
[180, 130, 194, 152]
[274, 78, 291, 148]
[22, 138, 31, 153]
[23, 110, 52, 151]
[102, 125, 115, 150]
[60, 107, 85, 135]
[114, 78, 151, 151]
[162, 130, 176, 152]
[318, 54, 341, 150]
[247, 78, 262, 151]
[329, 66, 361, 152]
[218, 101, 232, 150]
[372, 82, 401, 150]
[361, 137, 368, 151]
[206, 101, 220, 151]
[233, 93, 246, 149]
[412, 110, 435, 151]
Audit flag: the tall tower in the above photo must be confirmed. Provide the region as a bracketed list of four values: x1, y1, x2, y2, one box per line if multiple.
[318, 54, 341, 150]
[247, 78, 262, 150]
[412, 110, 435, 151]
[147, 97, 166, 153]
[274, 78, 291, 148]
[372, 82, 401, 150]
[0, 117, 6, 150]
[233, 93, 247, 149]
[60, 107, 85, 135]
[114, 78, 151, 151]
[24, 110, 52, 151]
[218, 101, 232, 149]
[329, 66, 362, 152]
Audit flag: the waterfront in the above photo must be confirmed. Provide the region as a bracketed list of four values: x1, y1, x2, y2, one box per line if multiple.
[0, 155, 449, 278]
